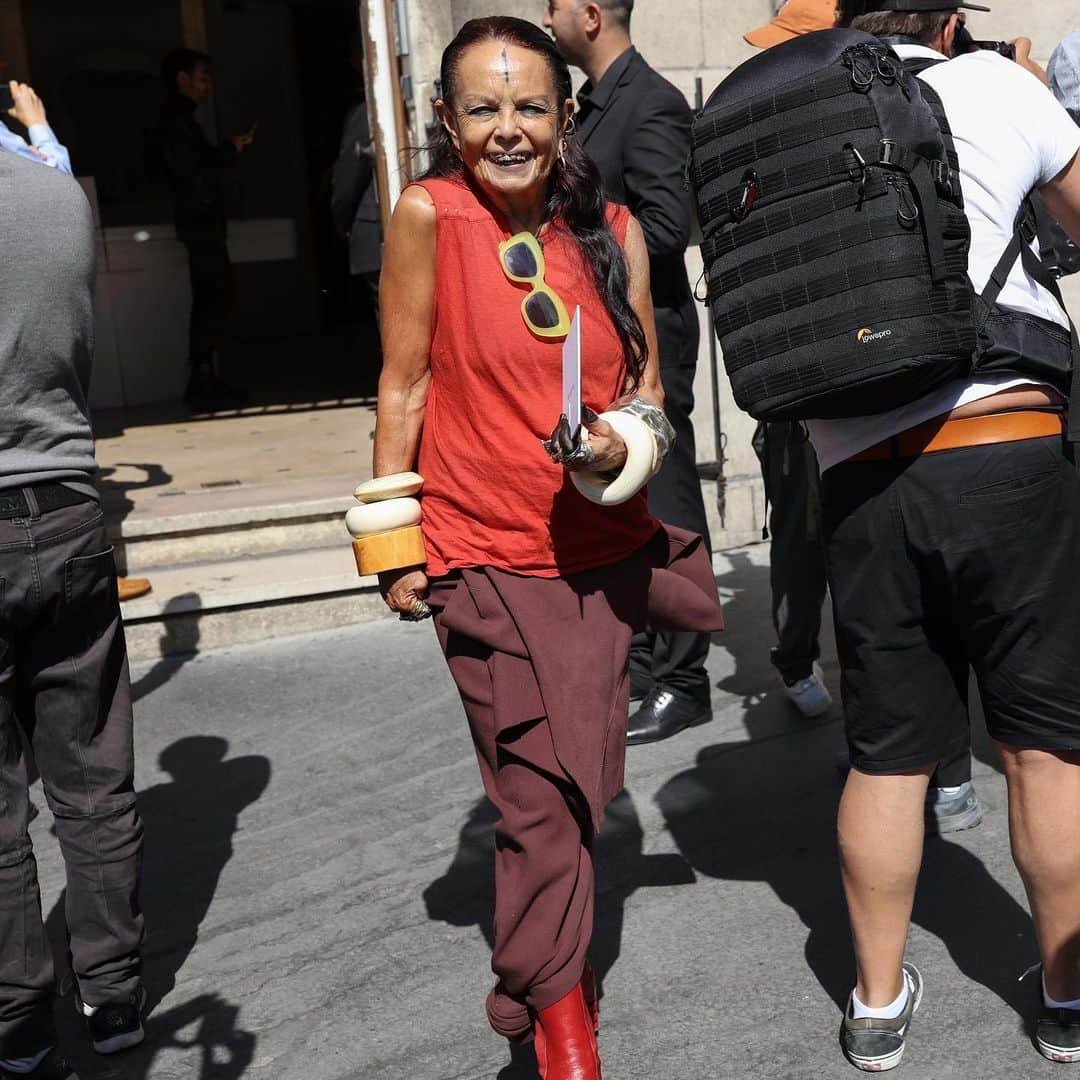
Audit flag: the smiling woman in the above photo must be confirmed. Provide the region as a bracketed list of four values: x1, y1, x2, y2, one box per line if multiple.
[367, 17, 723, 1078]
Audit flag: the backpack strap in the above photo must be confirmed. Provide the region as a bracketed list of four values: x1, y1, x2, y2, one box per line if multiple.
[980, 200, 1080, 444]
[892, 43, 1080, 442]
[981, 200, 1063, 311]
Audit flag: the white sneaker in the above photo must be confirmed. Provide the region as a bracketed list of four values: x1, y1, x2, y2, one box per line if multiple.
[783, 662, 832, 718]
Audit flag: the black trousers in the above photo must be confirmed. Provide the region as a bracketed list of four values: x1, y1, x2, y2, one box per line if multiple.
[754, 421, 827, 685]
[183, 228, 234, 375]
[629, 301, 712, 704]
[0, 489, 143, 1058]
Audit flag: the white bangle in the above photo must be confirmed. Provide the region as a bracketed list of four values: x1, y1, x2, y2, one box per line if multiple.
[345, 496, 422, 537]
[354, 471, 424, 503]
[570, 411, 657, 506]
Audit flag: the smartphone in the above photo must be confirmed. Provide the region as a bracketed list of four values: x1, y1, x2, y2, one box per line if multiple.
[0, 85, 12, 112]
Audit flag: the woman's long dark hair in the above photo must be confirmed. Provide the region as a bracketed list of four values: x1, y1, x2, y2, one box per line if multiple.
[421, 16, 648, 387]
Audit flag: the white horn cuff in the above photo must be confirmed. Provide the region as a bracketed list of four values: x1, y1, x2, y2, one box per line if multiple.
[570, 410, 658, 506]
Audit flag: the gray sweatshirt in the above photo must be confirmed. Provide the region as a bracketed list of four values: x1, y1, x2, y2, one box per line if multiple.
[0, 149, 97, 496]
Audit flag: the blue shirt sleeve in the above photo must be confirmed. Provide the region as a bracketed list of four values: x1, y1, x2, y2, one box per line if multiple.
[27, 122, 73, 176]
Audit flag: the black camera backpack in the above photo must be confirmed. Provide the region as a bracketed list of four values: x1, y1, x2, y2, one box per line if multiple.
[689, 28, 1077, 422]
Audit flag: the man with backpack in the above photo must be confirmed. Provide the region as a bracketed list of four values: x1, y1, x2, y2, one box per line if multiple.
[823, 5, 1080, 1069]
[691, 0, 1080, 1068]
[743, 0, 987, 842]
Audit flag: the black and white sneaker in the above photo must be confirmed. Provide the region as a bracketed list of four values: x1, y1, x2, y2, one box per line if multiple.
[840, 962, 923, 1072]
[1036, 1006, 1080, 1063]
[74, 982, 147, 1054]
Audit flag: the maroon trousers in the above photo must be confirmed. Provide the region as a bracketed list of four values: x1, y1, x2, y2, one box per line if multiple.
[429, 525, 722, 1041]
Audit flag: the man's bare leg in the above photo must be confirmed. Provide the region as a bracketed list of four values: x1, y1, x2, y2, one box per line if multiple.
[838, 764, 935, 1005]
[996, 744, 1080, 1002]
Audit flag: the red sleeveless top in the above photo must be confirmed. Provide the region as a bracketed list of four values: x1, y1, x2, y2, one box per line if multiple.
[414, 177, 658, 578]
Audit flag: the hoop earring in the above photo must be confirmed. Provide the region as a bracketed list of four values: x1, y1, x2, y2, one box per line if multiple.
[565, 116, 577, 138]
[558, 140, 566, 166]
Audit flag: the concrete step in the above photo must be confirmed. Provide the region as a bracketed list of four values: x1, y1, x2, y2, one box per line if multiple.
[120, 544, 386, 660]
[108, 476, 356, 573]
[114, 472, 762, 661]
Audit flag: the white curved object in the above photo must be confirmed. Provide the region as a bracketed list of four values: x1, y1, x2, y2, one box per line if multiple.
[354, 471, 424, 503]
[570, 411, 658, 507]
[345, 497, 422, 537]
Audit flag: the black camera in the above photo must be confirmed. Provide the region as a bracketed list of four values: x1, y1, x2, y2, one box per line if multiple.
[973, 39, 1017, 60]
[954, 23, 1016, 61]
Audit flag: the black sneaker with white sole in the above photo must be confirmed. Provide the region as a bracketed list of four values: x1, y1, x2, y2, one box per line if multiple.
[74, 982, 147, 1054]
[1036, 1006, 1080, 1063]
[840, 962, 923, 1072]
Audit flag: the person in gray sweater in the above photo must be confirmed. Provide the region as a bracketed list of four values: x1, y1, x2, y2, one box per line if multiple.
[0, 149, 144, 1080]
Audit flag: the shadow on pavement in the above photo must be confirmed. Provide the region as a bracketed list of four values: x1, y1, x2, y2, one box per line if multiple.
[96, 463, 172, 549]
[658, 549, 1035, 1021]
[45, 735, 271, 1078]
[130, 593, 203, 703]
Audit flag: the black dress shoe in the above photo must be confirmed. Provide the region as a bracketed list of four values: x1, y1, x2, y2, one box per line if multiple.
[627, 686, 711, 745]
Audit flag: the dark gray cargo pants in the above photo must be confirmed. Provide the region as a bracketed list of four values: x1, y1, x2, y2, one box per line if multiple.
[0, 486, 143, 1058]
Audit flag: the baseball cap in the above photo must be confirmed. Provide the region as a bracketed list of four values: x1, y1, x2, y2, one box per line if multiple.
[1048, 31, 1080, 124]
[852, 0, 990, 11]
[744, 0, 839, 49]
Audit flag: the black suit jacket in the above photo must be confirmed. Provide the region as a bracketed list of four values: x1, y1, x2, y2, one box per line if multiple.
[156, 93, 236, 241]
[330, 101, 382, 276]
[576, 47, 698, 368]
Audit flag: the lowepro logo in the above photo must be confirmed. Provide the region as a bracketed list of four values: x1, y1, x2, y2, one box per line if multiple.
[856, 327, 893, 344]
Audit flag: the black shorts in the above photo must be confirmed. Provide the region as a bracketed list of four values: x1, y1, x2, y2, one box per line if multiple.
[823, 433, 1080, 773]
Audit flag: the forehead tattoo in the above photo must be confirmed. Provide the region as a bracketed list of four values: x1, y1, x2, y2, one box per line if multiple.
[501, 46, 510, 84]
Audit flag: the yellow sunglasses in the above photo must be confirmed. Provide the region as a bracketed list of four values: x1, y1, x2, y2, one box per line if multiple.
[498, 231, 572, 338]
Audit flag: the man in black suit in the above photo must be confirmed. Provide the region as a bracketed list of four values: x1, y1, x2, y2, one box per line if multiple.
[157, 48, 253, 412]
[545, 0, 713, 744]
[330, 38, 382, 329]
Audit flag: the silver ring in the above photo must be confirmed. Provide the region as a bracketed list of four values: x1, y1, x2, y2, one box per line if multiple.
[404, 597, 431, 621]
[564, 438, 595, 468]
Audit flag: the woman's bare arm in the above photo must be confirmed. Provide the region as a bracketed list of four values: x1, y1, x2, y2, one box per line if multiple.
[373, 185, 437, 477]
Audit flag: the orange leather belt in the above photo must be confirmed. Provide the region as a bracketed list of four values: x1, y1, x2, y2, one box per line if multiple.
[850, 409, 1065, 463]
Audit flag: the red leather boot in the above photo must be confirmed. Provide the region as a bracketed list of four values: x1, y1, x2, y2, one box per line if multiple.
[581, 962, 599, 1034]
[533, 983, 603, 1079]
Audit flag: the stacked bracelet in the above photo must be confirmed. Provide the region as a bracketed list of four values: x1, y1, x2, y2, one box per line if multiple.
[346, 471, 427, 575]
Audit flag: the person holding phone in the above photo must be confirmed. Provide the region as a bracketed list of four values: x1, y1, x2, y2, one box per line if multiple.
[156, 48, 254, 412]
[0, 80, 71, 175]
[0, 79, 151, 605]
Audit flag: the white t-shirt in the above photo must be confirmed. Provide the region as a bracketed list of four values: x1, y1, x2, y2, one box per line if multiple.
[807, 45, 1080, 472]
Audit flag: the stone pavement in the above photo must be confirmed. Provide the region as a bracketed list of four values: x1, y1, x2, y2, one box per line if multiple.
[26, 545, 1054, 1080]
